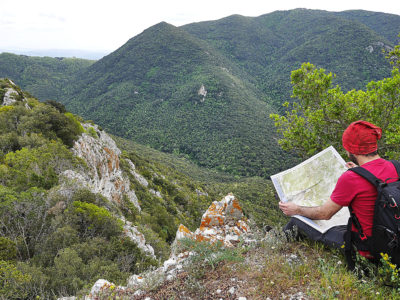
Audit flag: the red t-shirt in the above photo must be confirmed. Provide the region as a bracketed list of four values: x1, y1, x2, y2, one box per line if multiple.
[331, 158, 398, 236]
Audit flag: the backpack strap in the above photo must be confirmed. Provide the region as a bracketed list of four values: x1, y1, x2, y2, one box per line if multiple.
[348, 166, 381, 188]
[389, 160, 400, 177]
[347, 166, 381, 239]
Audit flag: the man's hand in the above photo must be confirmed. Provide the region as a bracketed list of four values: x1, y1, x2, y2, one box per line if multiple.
[279, 201, 299, 216]
[279, 199, 342, 220]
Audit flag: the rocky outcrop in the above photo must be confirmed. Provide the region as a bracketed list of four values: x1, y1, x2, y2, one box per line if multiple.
[127, 159, 149, 187]
[365, 41, 393, 53]
[58, 124, 158, 260]
[1, 79, 30, 108]
[84, 194, 253, 299]
[122, 218, 155, 258]
[2, 87, 19, 106]
[198, 84, 207, 102]
[174, 193, 250, 248]
[61, 124, 140, 211]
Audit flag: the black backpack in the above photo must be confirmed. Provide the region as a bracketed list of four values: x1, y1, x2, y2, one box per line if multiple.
[344, 160, 400, 270]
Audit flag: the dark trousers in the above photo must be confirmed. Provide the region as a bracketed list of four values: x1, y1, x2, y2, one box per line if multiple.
[284, 217, 347, 250]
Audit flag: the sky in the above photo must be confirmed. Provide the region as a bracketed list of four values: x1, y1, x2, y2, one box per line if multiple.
[1, 0, 400, 55]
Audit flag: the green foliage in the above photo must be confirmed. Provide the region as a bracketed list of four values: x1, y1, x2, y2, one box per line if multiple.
[136, 224, 170, 260]
[0, 82, 163, 298]
[65, 201, 123, 239]
[0, 237, 17, 261]
[0, 90, 84, 158]
[44, 99, 67, 113]
[270, 61, 400, 159]
[379, 253, 400, 290]
[0, 187, 50, 260]
[183, 238, 245, 268]
[86, 126, 98, 138]
[50, 248, 85, 295]
[337, 10, 400, 44]
[1, 141, 78, 191]
[183, 9, 393, 108]
[116, 136, 287, 229]
[0, 260, 31, 299]
[0, 54, 94, 101]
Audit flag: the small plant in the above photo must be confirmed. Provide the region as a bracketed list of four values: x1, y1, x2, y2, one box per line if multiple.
[86, 126, 99, 139]
[177, 238, 245, 271]
[378, 253, 400, 290]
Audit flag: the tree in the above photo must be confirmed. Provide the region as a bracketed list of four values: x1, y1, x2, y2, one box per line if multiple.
[0, 187, 50, 260]
[270, 43, 400, 159]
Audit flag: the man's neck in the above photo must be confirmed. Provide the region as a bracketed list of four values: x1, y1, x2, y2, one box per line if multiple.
[357, 154, 381, 166]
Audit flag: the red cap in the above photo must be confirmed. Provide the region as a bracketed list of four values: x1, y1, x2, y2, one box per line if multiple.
[342, 120, 382, 154]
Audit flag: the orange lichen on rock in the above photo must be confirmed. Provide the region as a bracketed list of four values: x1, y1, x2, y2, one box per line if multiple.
[236, 220, 249, 232]
[176, 224, 193, 240]
[104, 147, 119, 172]
[174, 193, 251, 249]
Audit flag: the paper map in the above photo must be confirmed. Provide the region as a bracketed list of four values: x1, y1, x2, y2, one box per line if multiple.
[271, 146, 350, 233]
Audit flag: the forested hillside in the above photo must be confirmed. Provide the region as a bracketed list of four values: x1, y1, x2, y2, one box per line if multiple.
[1, 9, 399, 178]
[183, 9, 394, 107]
[0, 53, 94, 100]
[63, 22, 293, 177]
[336, 10, 400, 44]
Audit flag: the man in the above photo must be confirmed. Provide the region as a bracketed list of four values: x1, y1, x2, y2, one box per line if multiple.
[279, 120, 398, 257]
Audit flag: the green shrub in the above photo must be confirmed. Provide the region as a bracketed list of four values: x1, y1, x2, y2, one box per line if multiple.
[0, 260, 31, 299]
[0, 237, 17, 261]
[50, 248, 85, 295]
[86, 126, 99, 139]
[66, 201, 123, 239]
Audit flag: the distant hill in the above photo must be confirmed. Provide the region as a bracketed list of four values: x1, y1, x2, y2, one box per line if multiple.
[0, 53, 94, 100]
[0, 49, 108, 59]
[1, 9, 399, 177]
[335, 10, 400, 44]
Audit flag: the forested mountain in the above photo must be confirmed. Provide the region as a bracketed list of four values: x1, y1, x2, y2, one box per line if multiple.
[1, 9, 399, 177]
[64, 21, 291, 176]
[182, 9, 395, 106]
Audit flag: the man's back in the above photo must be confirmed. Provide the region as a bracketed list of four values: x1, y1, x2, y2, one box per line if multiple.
[331, 158, 398, 236]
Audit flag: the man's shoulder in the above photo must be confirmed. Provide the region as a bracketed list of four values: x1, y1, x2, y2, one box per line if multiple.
[338, 169, 360, 181]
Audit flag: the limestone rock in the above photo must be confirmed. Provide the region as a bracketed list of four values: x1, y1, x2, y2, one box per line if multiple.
[198, 84, 207, 102]
[1, 80, 30, 109]
[62, 123, 140, 211]
[84, 279, 126, 300]
[127, 159, 149, 187]
[175, 193, 249, 247]
[122, 219, 155, 258]
[2, 88, 19, 105]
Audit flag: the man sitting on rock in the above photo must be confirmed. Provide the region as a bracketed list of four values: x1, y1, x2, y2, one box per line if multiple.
[278, 120, 398, 259]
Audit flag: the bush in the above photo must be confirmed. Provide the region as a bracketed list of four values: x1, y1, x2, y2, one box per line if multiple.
[50, 248, 85, 296]
[65, 201, 123, 239]
[0, 237, 17, 261]
[0, 260, 31, 299]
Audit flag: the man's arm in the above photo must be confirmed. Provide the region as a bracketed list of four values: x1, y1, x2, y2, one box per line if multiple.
[279, 199, 342, 220]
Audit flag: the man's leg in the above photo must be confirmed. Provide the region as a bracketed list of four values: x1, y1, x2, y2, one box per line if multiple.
[283, 217, 323, 242]
[284, 218, 346, 249]
[321, 225, 347, 249]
